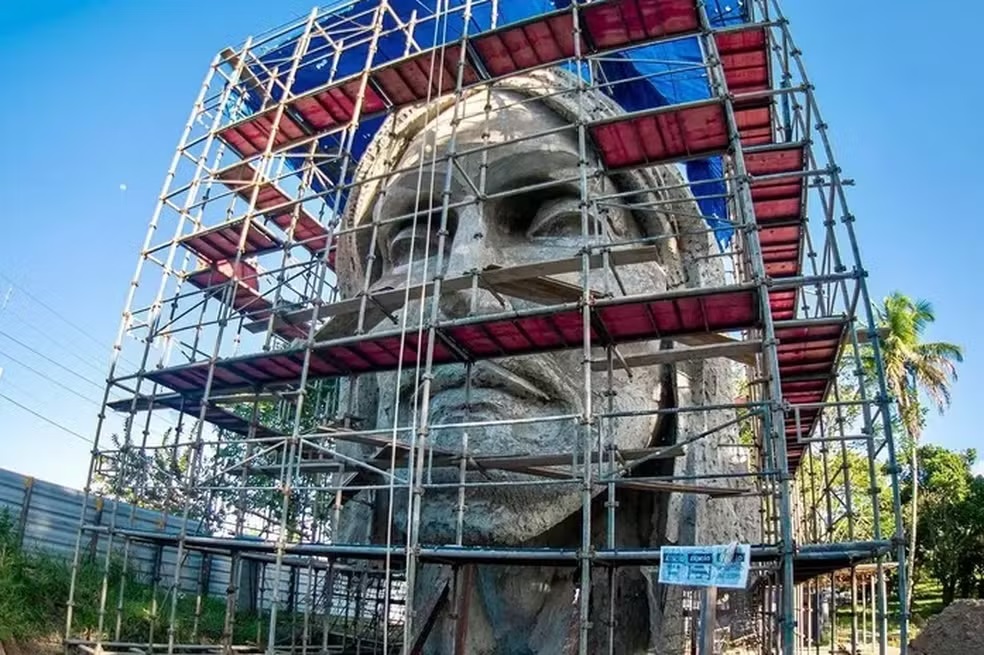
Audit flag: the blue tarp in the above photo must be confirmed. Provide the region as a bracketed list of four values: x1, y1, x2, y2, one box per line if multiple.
[240, 0, 749, 246]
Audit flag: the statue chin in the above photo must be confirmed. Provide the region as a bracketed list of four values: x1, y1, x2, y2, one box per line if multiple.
[388, 476, 585, 547]
[380, 412, 655, 547]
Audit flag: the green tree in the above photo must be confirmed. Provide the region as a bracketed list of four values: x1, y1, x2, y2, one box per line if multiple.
[867, 293, 962, 608]
[96, 378, 340, 539]
[796, 445, 894, 543]
[913, 445, 981, 605]
[963, 477, 984, 598]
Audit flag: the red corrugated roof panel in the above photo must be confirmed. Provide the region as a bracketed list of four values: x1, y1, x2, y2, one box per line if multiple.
[373, 45, 481, 104]
[217, 108, 307, 158]
[747, 145, 806, 286]
[146, 286, 761, 394]
[774, 320, 847, 443]
[733, 98, 773, 145]
[179, 219, 282, 261]
[768, 289, 797, 321]
[216, 162, 331, 255]
[715, 27, 770, 95]
[582, 0, 700, 50]
[292, 80, 386, 129]
[186, 259, 272, 319]
[591, 101, 730, 169]
[473, 13, 580, 77]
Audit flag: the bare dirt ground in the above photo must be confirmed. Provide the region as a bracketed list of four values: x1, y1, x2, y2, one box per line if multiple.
[909, 599, 984, 655]
[842, 645, 902, 655]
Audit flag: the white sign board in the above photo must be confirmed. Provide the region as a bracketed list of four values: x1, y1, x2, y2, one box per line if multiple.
[658, 543, 751, 589]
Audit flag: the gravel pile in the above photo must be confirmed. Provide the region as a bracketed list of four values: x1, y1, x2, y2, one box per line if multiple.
[910, 599, 984, 655]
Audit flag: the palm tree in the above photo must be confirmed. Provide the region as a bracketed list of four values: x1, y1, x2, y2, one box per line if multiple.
[869, 292, 962, 609]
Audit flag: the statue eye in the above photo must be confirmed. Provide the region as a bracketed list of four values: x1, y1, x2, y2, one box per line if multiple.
[389, 216, 440, 266]
[494, 181, 609, 240]
[528, 197, 604, 239]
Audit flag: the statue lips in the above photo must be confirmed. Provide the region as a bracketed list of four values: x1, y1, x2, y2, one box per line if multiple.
[397, 358, 576, 418]
[386, 357, 580, 461]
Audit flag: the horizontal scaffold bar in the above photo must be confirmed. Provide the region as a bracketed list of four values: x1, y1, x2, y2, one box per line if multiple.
[77, 524, 894, 572]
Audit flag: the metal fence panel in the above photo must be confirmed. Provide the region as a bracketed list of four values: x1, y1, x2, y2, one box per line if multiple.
[0, 469, 208, 592]
[0, 468, 323, 609]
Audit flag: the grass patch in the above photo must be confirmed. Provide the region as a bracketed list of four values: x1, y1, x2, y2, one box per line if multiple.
[894, 579, 943, 633]
[0, 512, 264, 643]
[825, 578, 944, 646]
[0, 512, 385, 647]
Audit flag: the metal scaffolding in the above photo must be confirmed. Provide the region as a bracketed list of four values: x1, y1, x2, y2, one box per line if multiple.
[66, 0, 909, 653]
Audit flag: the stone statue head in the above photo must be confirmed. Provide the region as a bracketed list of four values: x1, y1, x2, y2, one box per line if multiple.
[329, 68, 735, 549]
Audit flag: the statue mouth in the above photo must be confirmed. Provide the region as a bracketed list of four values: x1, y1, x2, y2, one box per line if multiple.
[397, 357, 577, 415]
[427, 392, 532, 426]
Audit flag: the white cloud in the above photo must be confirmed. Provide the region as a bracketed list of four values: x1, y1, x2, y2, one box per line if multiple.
[973, 459, 984, 478]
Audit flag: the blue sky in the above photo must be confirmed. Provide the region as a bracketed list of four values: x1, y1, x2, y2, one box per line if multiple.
[0, 1, 979, 488]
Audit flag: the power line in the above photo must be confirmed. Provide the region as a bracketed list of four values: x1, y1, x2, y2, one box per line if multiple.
[0, 278, 220, 443]
[0, 269, 143, 370]
[0, 363, 184, 452]
[0, 321, 152, 409]
[0, 346, 103, 408]
[0, 328, 105, 391]
[0, 307, 148, 406]
[0, 371, 177, 450]
[0, 315, 224, 434]
[0, 304, 111, 378]
[0, 390, 93, 444]
[0, 348, 183, 447]
[0, 269, 116, 353]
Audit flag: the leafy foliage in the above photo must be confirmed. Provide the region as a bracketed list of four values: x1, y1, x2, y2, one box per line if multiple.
[94, 379, 340, 540]
[854, 292, 963, 607]
[869, 294, 962, 441]
[796, 445, 896, 543]
[912, 445, 984, 606]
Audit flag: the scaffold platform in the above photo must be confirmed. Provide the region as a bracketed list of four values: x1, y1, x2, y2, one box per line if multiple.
[141, 285, 760, 393]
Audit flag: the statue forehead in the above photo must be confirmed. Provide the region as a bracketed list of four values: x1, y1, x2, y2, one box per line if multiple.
[341, 75, 695, 260]
[399, 88, 573, 160]
[336, 77, 694, 299]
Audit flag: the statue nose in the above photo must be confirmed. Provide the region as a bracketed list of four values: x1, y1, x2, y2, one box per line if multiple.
[435, 204, 508, 320]
[438, 284, 509, 321]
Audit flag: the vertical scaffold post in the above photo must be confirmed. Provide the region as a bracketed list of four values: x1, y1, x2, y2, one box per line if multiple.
[831, 380, 860, 654]
[402, 1, 477, 650]
[570, 2, 596, 653]
[165, 12, 318, 655]
[697, 7, 798, 654]
[251, 11, 331, 647]
[777, 10, 907, 649]
[100, 35, 258, 646]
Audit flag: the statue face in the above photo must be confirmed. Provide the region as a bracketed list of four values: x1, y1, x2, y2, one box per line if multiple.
[350, 88, 678, 545]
